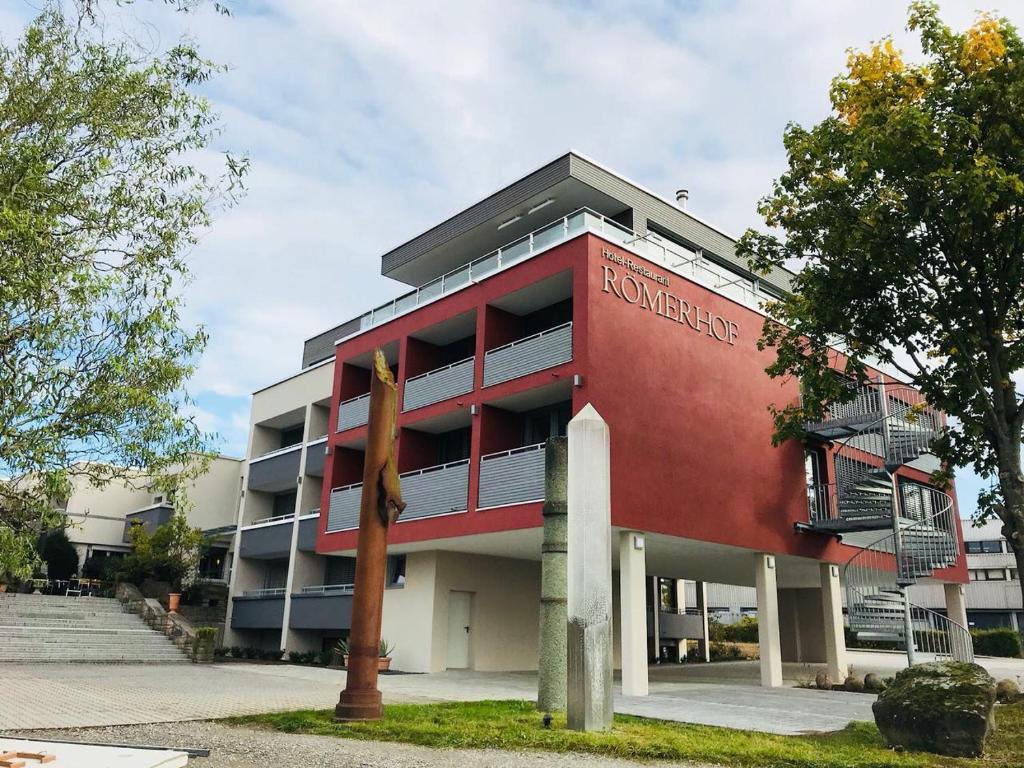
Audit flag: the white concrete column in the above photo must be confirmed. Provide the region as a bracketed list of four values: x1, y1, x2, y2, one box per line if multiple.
[944, 582, 969, 628]
[819, 563, 848, 683]
[755, 553, 783, 687]
[619, 532, 649, 697]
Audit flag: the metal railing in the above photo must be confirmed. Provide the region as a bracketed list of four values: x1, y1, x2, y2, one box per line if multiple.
[241, 587, 286, 598]
[335, 208, 775, 345]
[478, 442, 547, 508]
[403, 356, 475, 411]
[483, 322, 573, 387]
[337, 392, 371, 431]
[245, 512, 295, 528]
[299, 583, 355, 595]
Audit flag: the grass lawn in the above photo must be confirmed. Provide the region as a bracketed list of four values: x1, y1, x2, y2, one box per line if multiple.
[226, 699, 1024, 768]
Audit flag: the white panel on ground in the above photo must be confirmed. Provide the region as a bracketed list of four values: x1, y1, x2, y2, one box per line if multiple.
[566, 403, 614, 731]
[0, 739, 187, 767]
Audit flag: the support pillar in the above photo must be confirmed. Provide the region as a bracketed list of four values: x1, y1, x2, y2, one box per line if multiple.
[566, 404, 613, 731]
[675, 579, 688, 662]
[944, 582, 968, 628]
[755, 553, 782, 687]
[819, 563, 848, 683]
[537, 437, 567, 712]
[647, 576, 660, 662]
[695, 580, 710, 663]
[619, 532, 648, 697]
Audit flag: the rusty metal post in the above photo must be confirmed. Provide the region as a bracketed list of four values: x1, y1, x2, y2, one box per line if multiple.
[334, 349, 405, 722]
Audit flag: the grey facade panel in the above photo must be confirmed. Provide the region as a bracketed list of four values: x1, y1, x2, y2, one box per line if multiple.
[337, 394, 370, 432]
[247, 448, 301, 493]
[478, 445, 545, 509]
[230, 596, 285, 630]
[288, 593, 354, 631]
[297, 516, 319, 552]
[402, 357, 475, 411]
[483, 323, 572, 387]
[381, 156, 572, 277]
[399, 461, 469, 522]
[122, 504, 173, 543]
[302, 318, 361, 368]
[327, 485, 361, 532]
[238, 521, 293, 559]
[305, 442, 327, 477]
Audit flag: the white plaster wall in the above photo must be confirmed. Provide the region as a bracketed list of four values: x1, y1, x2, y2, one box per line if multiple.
[381, 552, 438, 673]
[181, 456, 243, 531]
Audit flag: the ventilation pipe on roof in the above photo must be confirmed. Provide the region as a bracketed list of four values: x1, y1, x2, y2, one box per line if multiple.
[675, 189, 689, 210]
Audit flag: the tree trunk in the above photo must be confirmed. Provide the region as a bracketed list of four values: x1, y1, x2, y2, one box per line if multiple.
[997, 470, 1024, 613]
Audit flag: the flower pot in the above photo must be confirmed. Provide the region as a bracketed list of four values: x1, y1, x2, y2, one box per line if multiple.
[378, 656, 392, 671]
[0, 583, 8, 593]
[168, 592, 181, 613]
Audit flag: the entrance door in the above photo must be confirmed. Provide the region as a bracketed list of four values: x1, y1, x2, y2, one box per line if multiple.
[445, 591, 473, 669]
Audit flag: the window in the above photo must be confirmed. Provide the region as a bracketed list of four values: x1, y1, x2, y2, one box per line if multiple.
[1011, 569, 1019, 581]
[280, 425, 304, 449]
[325, 556, 356, 586]
[272, 491, 297, 518]
[986, 569, 1007, 581]
[658, 578, 677, 612]
[387, 555, 406, 588]
[966, 540, 1003, 554]
[436, 427, 471, 464]
[805, 450, 826, 519]
[523, 402, 572, 445]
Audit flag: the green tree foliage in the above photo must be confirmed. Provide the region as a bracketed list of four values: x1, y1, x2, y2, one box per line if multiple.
[738, 3, 1024, 603]
[39, 528, 79, 581]
[120, 513, 205, 592]
[0, 7, 245, 577]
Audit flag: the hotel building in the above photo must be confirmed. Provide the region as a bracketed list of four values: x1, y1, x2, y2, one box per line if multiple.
[225, 153, 972, 687]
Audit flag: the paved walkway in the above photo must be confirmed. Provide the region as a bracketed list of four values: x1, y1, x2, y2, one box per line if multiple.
[0, 661, 875, 735]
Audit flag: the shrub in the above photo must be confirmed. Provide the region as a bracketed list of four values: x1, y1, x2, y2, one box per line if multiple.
[39, 529, 78, 581]
[709, 642, 743, 662]
[260, 649, 282, 662]
[243, 646, 259, 659]
[288, 651, 302, 663]
[318, 649, 333, 666]
[971, 628, 1023, 658]
[228, 646, 243, 658]
[709, 616, 758, 643]
[118, 514, 204, 591]
[214, 647, 227, 658]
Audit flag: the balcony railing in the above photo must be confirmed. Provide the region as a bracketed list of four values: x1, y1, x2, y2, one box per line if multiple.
[245, 513, 294, 528]
[478, 442, 546, 509]
[483, 322, 572, 387]
[337, 392, 370, 432]
[300, 583, 354, 595]
[326, 459, 471, 532]
[403, 356, 475, 411]
[334, 208, 776, 347]
[242, 587, 286, 598]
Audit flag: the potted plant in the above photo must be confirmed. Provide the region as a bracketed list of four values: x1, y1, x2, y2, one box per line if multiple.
[336, 638, 349, 667]
[335, 638, 393, 670]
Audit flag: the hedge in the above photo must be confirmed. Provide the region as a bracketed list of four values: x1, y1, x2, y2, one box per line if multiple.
[971, 628, 1023, 658]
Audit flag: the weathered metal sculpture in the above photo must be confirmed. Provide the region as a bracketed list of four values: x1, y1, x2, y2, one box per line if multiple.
[334, 349, 405, 722]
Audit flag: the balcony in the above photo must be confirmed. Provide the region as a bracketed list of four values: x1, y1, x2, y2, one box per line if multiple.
[248, 444, 302, 493]
[326, 459, 470, 533]
[337, 393, 370, 432]
[123, 503, 174, 543]
[288, 584, 354, 631]
[238, 516, 294, 559]
[483, 322, 572, 388]
[305, 438, 327, 477]
[297, 511, 319, 552]
[403, 356, 475, 411]
[230, 589, 285, 630]
[478, 443, 545, 509]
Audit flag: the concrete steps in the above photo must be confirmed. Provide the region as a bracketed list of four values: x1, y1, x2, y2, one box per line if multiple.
[0, 593, 188, 664]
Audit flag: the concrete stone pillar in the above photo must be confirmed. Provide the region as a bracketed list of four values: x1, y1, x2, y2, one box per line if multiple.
[820, 563, 848, 683]
[944, 582, 969, 628]
[566, 404, 613, 732]
[619, 532, 648, 697]
[537, 437, 568, 712]
[755, 553, 782, 687]
[695, 580, 710, 663]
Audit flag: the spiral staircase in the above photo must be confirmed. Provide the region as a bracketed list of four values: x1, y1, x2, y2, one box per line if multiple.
[804, 379, 973, 663]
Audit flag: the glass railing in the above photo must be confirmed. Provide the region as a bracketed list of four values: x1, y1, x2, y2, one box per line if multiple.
[336, 208, 774, 345]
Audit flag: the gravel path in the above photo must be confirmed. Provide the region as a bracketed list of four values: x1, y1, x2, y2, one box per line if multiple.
[6, 722, 714, 768]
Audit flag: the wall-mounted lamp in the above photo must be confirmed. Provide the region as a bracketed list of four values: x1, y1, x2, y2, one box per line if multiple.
[573, 374, 584, 388]
[766, 555, 776, 569]
[497, 214, 522, 230]
[632, 534, 645, 551]
[470, 404, 479, 416]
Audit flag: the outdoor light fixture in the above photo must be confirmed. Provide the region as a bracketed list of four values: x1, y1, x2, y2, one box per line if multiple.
[470, 404, 479, 416]
[633, 534, 645, 551]
[497, 214, 522, 230]
[527, 198, 555, 215]
[573, 374, 583, 388]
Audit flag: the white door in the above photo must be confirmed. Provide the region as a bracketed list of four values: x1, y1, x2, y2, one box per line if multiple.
[445, 591, 473, 669]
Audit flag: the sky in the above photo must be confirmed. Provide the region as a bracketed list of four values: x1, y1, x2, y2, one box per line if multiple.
[5, 0, 1023, 519]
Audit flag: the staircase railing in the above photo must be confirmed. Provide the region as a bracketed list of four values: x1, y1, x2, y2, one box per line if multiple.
[808, 379, 972, 663]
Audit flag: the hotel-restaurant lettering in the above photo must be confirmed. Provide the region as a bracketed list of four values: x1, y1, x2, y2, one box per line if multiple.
[600, 248, 738, 345]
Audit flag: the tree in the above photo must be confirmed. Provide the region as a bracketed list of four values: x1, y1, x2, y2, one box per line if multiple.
[737, 3, 1024, 605]
[120, 513, 205, 592]
[0, 7, 245, 577]
[40, 529, 79, 582]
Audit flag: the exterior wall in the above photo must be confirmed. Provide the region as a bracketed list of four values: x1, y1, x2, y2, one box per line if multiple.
[381, 551, 439, 672]
[778, 588, 827, 664]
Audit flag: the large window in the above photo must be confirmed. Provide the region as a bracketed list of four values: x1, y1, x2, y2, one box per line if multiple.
[805, 449, 826, 519]
[965, 540, 1004, 554]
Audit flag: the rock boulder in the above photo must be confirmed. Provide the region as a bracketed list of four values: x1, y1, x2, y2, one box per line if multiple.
[872, 661, 996, 757]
